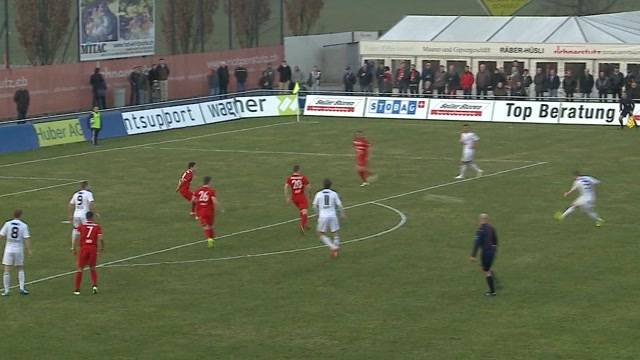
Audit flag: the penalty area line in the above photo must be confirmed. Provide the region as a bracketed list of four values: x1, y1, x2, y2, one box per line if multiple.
[103, 202, 407, 268]
[16, 161, 547, 289]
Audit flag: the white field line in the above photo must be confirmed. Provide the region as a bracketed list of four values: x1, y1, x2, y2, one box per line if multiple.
[0, 181, 82, 199]
[0, 176, 82, 182]
[15, 161, 547, 290]
[144, 146, 536, 164]
[0, 121, 299, 169]
[104, 202, 407, 268]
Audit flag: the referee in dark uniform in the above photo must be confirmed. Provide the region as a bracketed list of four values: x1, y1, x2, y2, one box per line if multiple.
[469, 213, 498, 296]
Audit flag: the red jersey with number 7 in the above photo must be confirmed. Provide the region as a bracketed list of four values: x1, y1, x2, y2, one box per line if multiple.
[193, 186, 216, 212]
[77, 221, 102, 247]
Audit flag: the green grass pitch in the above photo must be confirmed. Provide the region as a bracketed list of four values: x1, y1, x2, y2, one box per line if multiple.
[0, 116, 638, 359]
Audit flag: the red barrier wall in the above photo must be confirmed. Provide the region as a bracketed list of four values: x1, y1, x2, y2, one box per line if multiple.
[0, 46, 283, 120]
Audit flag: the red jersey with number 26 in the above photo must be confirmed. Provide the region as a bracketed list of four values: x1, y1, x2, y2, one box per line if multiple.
[286, 173, 309, 197]
[194, 186, 216, 212]
[77, 221, 102, 247]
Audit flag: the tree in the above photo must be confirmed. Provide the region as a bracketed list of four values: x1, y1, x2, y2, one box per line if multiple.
[15, 0, 71, 65]
[284, 0, 324, 36]
[225, 0, 271, 48]
[540, 0, 620, 15]
[162, 0, 220, 54]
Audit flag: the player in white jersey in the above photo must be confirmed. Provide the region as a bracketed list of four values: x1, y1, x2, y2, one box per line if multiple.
[455, 124, 483, 179]
[1, 209, 32, 296]
[312, 179, 345, 258]
[555, 171, 605, 227]
[68, 181, 96, 249]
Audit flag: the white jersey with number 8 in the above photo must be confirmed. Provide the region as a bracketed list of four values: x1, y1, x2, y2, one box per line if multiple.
[1, 219, 30, 268]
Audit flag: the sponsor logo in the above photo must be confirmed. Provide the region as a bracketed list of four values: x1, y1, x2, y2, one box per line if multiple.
[502, 102, 616, 123]
[368, 99, 425, 115]
[33, 119, 85, 147]
[123, 105, 202, 134]
[277, 95, 298, 115]
[307, 99, 359, 113]
[430, 103, 484, 117]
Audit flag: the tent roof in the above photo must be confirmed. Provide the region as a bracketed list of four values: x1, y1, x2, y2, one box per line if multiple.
[379, 11, 640, 44]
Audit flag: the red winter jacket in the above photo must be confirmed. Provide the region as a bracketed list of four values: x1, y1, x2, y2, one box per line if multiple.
[460, 71, 475, 90]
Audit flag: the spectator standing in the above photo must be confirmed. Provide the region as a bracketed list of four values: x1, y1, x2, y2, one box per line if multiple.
[375, 63, 385, 94]
[89, 67, 107, 109]
[13, 88, 30, 120]
[217, 63, 230, 95]
[260, 64, 274, 90]
[89, 107, 101, 146]
[234, 66, 248, 93]
[596, 71, 611, 100]
[422, 62, 434, 95]
[492, 68, 507, 94]
[522, 69, 532, 98]
[408, 64, 421, 95]
[563, 70, 577, 101]
[445, 65, 460, 96]
[155, 59, 170, 101]
[628, 82, 640, 101]
[625, 71, 635, 91]
[292, 65, 305, 91]
[207, 67, 219, 96]
[510, 81, 525, 99]
[128, 67, 140, 105]
[382, 66, 393, 94]
[547, 69, 560, 99]
[148, 63, 159, 102]
[533, 68, 547, 100]
[343, 66, 356, 93]
[139, 67, 149, 104]
[433, 65, 446, 97]
[610, 68, 624, 99]
[309, 65, 321, 93]
[358, 63, 373, 93]
[396, 64, 408, 94]
[460, 65, 474, 99]
[580, 69, 595, 98]
[277, 60, 292, 90]
[475, 64, 491, 99]
[493, 82, 507, 98]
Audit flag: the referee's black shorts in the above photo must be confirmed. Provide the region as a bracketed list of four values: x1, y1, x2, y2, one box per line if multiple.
[481, 252, 495, 272]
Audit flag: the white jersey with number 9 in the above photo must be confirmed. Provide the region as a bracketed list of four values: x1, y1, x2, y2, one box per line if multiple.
[70, 190, 94, 226]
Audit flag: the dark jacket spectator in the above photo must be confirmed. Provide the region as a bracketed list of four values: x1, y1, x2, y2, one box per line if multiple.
[260, 64, 274, 90]
[13, 88, 30, 120]
[475, 65, 491, 97]
[89, 68, 107, 109]
[625, 72, 635, 91]
[128, 68, 140, 105]
[408, 65, 421, 94]
[492, 68, 507, 90]
[610, 68, 625, 98]
[396, 65, 408, 94]
[563, 71, 577, 99]
[579, 70, 595, 97]
[433, 66, 446, 95]
[533, 68, 547, 99]
[493, 82, 507, 98]
[628, 82, 640, 101]
[510, 81, 525, 98]
[343, 67, 356, 93]
[208, 68, 219, 96]
[376, 64, 385, 94]
[522, 69, 532, 96]
[217, 64, 230, 94]
[383, 66, 393, 94]
[596, 72, 611, 99]
[277, 61, 292, 89]
[155, 61, 170, 101]
[422, 63, 434, 94]
[445, 66, 460, 95]
[234, 66, 248, 92]
[547, 70, 561, 97]
[358, 64, 373, 93]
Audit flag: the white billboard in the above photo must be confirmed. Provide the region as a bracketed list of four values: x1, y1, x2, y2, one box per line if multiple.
[364, 97, 428, 119]
[304, 95, 367, 117]
[123, 104, 204, 135]
[427, 99, 494, 122]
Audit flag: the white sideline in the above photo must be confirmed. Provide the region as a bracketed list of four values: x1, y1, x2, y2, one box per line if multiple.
[0, 121, 298, 169]
[15, 161, 547, 289]
[0, 176, 81, 182]
[0, 181, 82, 199]
[145, 146, 537, 163]
[103, 202, 407, 268]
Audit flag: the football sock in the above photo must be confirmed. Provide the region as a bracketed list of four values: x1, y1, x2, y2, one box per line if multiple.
[3, 272, 9, 292]
[486, 273, 495, 293]
[90, 269, 97, 286]
[74, 271, 82, 290]
[470, 163, 482, 172]
[320, 235, 335, 249]
[561, 206, 575, 219]
[205, 228, 214, 239]
[459, 165, 467, 176]
[358, 170, 368, 182]
[191, 202, 196, 214]
[333, 235, 341, 247]
[18, 270, 25, 291]
[300, 211, 308, 228]
[586, 210, 601, 221]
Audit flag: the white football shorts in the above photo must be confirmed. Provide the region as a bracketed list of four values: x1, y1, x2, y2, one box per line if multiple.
[2, 251, 24, 266]
[461, 148, 475, 162]
[317, 216, 340, 233]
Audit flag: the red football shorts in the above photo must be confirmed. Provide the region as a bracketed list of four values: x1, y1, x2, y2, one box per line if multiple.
[179, 187, 192, 201]
[356, 155, 368, 167]
[291, 195, 308, 210]
[77, 247, 97, 268]
[198, 209, 214, 226]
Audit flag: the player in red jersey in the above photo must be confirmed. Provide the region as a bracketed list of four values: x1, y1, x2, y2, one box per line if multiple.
[353, 130, 375, 187]
[192, 176, 220, 249]
[176, 162, 196, 216]
[72, 211, 103, 295]
[284, 165, 311, 232]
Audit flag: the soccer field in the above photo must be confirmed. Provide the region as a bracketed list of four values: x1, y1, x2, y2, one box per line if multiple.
[0, 116, 638, 359]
